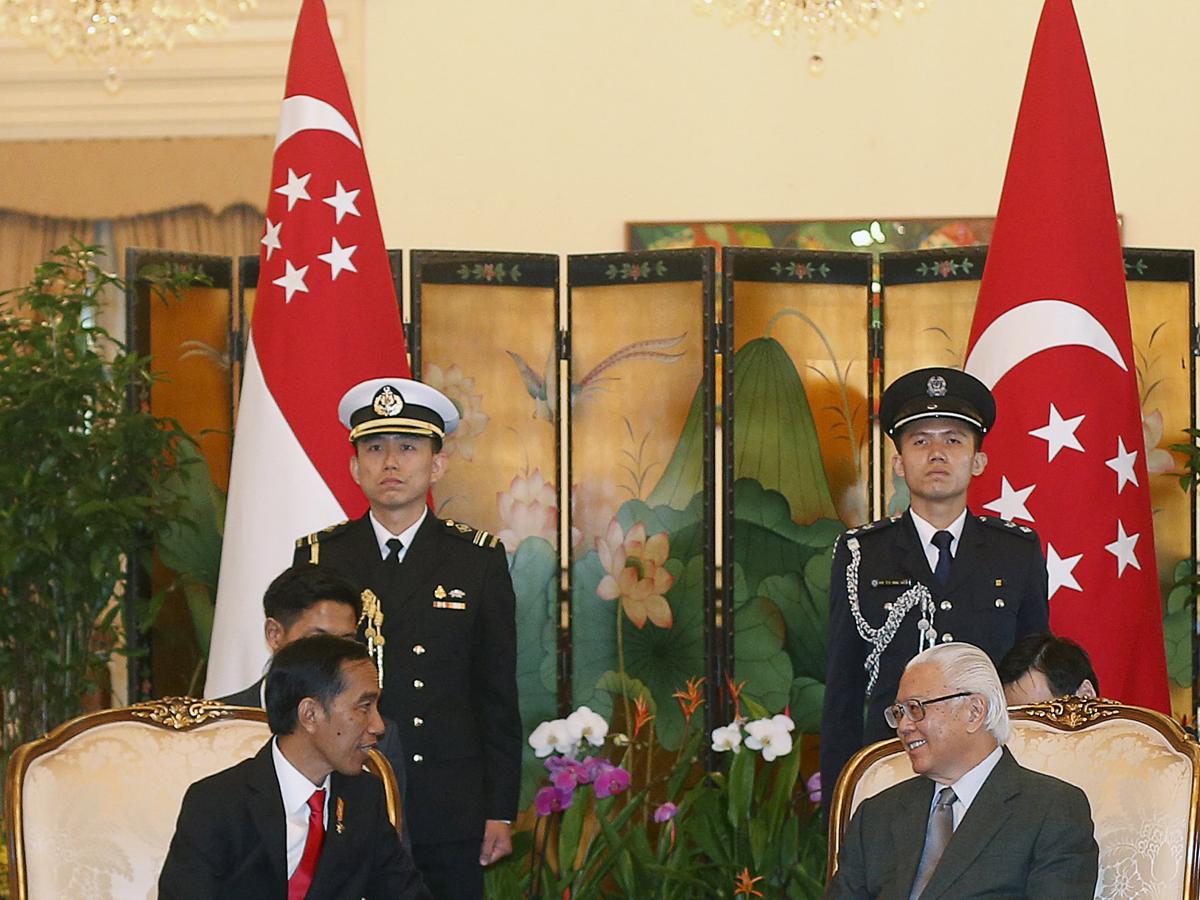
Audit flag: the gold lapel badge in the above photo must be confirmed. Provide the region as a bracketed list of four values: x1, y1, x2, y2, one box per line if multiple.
[336, 797, 345, 834]
[434, 585, 447, 599]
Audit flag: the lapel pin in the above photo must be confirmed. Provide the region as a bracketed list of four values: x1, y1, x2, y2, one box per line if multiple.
[449, 588, 465, 598]
[336, 797, 345, 834]
[434, 585, 447, 599]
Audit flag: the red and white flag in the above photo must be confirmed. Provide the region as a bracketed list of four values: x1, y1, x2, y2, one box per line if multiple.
[206, 0, 409, 696]
[964, 0, 1169, 711]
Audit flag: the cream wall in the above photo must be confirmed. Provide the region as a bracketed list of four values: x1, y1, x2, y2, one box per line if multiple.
[360, 1, 1200, 256]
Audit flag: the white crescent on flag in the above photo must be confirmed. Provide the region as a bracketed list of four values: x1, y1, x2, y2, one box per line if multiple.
[964, 298, 1127, 388]
[274, 94, 362, 149]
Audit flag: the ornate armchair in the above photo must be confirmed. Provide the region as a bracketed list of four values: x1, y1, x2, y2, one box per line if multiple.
[827, 697, 1200, 899]
[4, 697, 402, 900]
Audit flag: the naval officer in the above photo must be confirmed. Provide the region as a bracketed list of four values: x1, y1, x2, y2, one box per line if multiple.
[819, 367, 1048, 811]
[294, 377, 519, 900]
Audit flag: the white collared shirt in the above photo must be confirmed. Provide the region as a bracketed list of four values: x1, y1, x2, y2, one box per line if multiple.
[271, 738, 331, 878]
[930, 743, 1003, 830]
[368, 507, 427, 563]
[910, 508, 967, 574]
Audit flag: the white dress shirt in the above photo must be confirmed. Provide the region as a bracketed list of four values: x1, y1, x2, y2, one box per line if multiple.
[929, 744, 1003, 830]
[368, 507, 427, 563]
[271, 738, 331, 878]
[910, 508, 967, 574]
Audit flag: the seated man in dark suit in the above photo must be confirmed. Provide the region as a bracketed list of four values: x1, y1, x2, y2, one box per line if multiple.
[827, 642, 1097, 900]
[160, 635, 430, 899]
[998, 631, 1099, 705]
[218, 564, 407, 838]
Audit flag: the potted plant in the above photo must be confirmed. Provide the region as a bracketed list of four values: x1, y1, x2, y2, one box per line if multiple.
[0, 243, 201, 760]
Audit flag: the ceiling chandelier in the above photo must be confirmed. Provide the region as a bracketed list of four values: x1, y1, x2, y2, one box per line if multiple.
[0, 1, 255, 91]
[694, 0, 930, 74]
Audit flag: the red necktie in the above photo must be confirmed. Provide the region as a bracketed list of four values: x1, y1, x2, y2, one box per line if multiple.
[288, 788, 326, 900]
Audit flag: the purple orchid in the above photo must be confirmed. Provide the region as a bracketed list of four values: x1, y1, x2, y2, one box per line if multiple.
[534, 785, 574, 816]
[593, 764, 631, 798]
[653, 802, 678, 823]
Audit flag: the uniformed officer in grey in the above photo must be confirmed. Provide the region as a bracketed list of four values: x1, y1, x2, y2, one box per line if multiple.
[294, 378, 519, 900]
[819, 367, 1048, 810]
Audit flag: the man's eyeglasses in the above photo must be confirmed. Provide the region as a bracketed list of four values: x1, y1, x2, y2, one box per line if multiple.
[884, 691, 973, 729]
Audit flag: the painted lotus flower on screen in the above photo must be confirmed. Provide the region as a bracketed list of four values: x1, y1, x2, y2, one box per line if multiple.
[1142, 409, 1178, 475]
[424, 362, 488, 459]
[596, 520, 674, 629]
[570, 475, 620, 549]
[496, 469, 558, 550]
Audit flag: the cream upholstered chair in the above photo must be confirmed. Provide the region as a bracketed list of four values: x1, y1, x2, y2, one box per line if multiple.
[4, 697, 402, 900]
[826, 696, 1200, 899]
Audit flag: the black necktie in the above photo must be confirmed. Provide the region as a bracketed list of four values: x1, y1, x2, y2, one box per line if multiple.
[385, 537, 403, 563]
[931, 530, 954, 585]
[910, 786, 957, 899]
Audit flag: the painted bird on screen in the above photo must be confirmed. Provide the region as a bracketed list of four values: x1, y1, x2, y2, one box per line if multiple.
[506, 333, 687, 423]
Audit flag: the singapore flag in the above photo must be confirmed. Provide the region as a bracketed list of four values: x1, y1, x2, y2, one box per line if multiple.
[964, 0, 1167, 711]
[205, 0, 409, 695]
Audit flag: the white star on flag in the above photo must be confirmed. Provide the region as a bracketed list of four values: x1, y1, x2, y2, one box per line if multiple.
[1104, 436, 1139, 493]
[260, 218, 282, 260]
[274, 168, 312, 211]
[1028, 403, 1085, 461]
[982, 475, 1035, 522]
[1104, 520, 1141, 576]
[323, 180, 361, 223]
[273, 259, 310, 303]
[318, 237, 358, 281]
[1045, 542, 1083, 600]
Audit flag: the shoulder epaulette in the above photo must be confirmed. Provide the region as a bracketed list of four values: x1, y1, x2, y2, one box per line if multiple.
[975, 514, 1039, 540]
[844, 515, 902, 539]
[443, 518, 503, 550]
[294, 520, 351, 549]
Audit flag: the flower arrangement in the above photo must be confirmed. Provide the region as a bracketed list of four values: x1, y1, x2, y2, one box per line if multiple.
[492, 678, 826, 899]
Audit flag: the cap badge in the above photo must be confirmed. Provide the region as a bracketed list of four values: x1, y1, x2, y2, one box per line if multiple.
[926, 375, 947, 398]
[373, 386, 404, 417]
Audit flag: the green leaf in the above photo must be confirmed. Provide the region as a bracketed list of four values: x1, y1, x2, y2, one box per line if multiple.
[763, 740, 803, 844]
[788, 676, 825, 734]
[594, 670, 657, 713]
[558, 797, 587, 878]
[509, 537, 560, 808]
[734, 596, 794, 712]
[726, 747, 756, 828]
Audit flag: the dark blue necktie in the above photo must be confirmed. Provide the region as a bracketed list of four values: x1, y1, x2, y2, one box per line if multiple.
[931, 530, 954, 585]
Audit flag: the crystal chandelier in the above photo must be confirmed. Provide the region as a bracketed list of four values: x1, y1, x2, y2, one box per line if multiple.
[0, 1, 256, 91]
[695, 0, 930, 74]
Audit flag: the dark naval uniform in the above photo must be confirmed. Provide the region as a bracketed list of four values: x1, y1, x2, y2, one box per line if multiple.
[295, 513, 520, 898]
[819, 509, 1048, 806]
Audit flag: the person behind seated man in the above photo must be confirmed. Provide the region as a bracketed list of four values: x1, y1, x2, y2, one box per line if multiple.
[998, 631, 1099, 706]
[218, 564, 409, 842]
[160, 635, 431, 899]
[826, 642, 1097, 899]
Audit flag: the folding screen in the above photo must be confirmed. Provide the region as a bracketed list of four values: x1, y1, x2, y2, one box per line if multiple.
[724, 248, 873, 732]
[410, 249, 561, 798]
[566, 249, 717, 750]
[879, 245, 1197, 711]
[125, 248, 234, 700]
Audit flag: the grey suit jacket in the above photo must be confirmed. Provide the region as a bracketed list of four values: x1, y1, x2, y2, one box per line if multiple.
[217, 678, 409, 846]
[826, 748, 1097, 900]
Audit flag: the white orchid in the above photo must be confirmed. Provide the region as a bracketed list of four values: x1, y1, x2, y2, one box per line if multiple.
[565, 705, 609, 747]
[528, 718, 576, 758]
[711, 722, 742, 753]
[744, 716, 794, 762]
